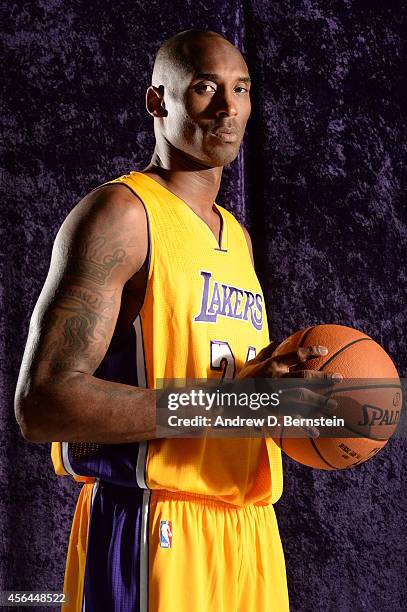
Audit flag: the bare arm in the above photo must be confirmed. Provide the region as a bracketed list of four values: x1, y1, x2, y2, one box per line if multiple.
[15, 195, 333, 445]
[14, 184, 161, 444]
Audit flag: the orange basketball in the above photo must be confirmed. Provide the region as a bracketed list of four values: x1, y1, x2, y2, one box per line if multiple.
[272, 324, 402, 470]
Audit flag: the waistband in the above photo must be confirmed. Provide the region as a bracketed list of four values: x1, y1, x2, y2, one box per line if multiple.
[83, 480, 272, 509]
[151, 488, 270, 510]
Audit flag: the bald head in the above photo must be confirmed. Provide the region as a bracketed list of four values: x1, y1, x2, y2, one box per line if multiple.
[152, 30, 239, 89]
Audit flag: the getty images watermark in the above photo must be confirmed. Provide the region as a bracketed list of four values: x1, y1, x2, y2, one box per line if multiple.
[155, 378, 405, 439]
[165, 387, 343, 429]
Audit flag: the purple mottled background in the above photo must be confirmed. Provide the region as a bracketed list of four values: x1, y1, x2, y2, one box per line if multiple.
[2, 1, 407, 611]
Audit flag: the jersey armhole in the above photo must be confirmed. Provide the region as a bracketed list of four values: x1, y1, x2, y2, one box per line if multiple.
[90, 181, 153, 277]
[104, 182, 153, 282]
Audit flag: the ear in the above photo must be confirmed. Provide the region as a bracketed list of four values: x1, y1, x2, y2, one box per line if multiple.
[146, 85, 167, 118]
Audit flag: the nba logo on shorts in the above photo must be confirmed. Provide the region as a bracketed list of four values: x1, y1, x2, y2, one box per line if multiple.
[160, 520, 172, 548]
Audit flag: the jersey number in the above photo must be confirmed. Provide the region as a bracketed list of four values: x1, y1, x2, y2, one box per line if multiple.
[210, 341, 256, 380]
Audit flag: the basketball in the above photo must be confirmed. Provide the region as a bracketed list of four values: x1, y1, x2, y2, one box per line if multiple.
[272, 324, 402, 470]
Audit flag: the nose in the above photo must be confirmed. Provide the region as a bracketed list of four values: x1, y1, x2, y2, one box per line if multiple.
[215, 89, 238, 118]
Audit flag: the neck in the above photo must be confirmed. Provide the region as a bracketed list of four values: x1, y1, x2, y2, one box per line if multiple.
[143, 144, 223, 215]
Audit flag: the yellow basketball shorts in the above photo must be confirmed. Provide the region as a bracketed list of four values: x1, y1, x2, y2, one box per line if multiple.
[63, 484, 289, 611]
[150, 490, 289, 612]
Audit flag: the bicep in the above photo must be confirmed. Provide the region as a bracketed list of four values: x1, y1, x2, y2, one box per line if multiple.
[23, 186, 147, 384]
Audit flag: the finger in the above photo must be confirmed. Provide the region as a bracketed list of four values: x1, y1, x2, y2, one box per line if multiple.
[255, 357, 290, 377]
[255, 341, 280, 362]
[292, 413, 320, 438]
[273, 345, 328, 368]
[297, 345, 329, 363]
[281, 388, 338, 413]
[282, 371, 343, 385]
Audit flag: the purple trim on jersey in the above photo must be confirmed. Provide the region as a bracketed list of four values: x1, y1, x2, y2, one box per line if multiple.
[67, 324, 142, 487]
[137, 316, 148, 389]
[213, 204, 224, 250]
[144, 201, 152, 277]
[84, 483, 145, 612]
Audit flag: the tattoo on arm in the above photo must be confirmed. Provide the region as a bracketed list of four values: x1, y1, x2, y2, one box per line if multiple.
[42, 284, 116, 370]
[39, 231, 129, 374]
[69, 236, 126, 286]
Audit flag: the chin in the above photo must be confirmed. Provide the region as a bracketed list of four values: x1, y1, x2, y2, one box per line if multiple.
[202, 146, 241, 168]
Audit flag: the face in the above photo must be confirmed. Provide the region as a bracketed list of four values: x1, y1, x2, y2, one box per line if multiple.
[151, 35, 252, 167]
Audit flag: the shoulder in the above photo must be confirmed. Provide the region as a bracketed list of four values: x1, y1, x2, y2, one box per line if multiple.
[60, 182, 148, 243]
[55, 182, 149, 276]
[75, 182, 146, 224]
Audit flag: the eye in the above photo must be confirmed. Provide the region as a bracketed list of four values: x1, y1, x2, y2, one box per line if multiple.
[235, 86, 249, 94]
[194, 83, 217, 94]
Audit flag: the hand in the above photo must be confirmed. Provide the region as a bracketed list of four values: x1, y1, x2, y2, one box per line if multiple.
[237, 341, 342, 438]
[238, 341, 335, 379]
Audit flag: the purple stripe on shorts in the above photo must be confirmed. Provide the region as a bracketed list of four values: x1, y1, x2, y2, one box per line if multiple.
[84, 482, 145, 612]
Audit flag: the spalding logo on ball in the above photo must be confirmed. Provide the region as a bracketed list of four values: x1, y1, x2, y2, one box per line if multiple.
[272, 324, 403, 470]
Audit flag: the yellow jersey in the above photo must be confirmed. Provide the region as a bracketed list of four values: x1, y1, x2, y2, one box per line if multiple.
[51, 171, 283, 506]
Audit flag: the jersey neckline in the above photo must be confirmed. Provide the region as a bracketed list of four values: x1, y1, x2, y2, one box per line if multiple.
[133, 171, 228, 252]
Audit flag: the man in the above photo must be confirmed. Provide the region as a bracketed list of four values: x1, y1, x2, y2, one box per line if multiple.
[15, 29, 334, 611]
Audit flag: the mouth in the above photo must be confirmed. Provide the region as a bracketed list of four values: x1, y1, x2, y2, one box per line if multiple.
[210, 127, 239, 143]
